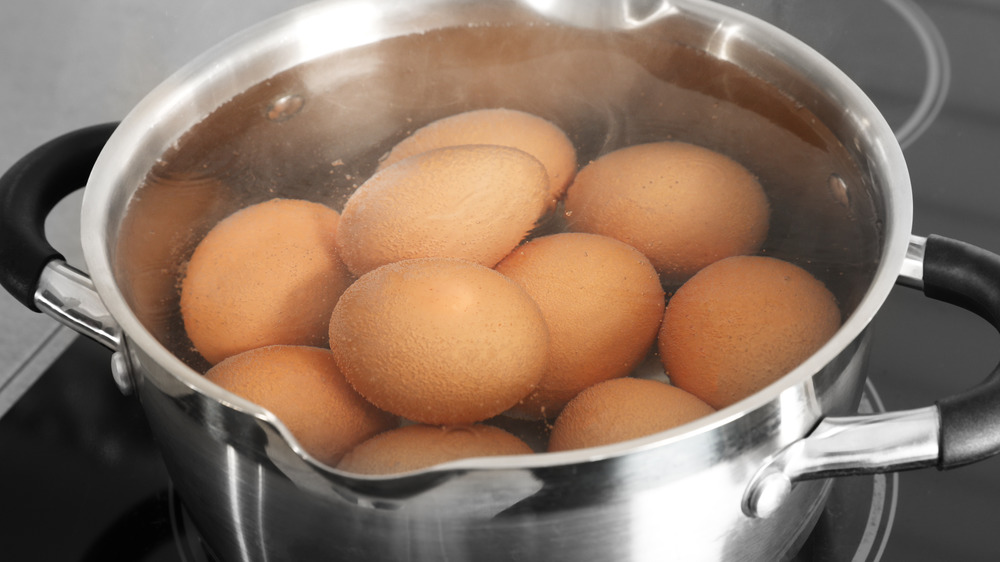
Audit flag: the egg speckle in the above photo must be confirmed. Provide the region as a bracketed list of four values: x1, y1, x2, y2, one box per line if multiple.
[563, 141, 770, 285]
[180, 198, 352, 365]
[548, 377, 714, 452]
[337, 145, 550, 276]
[658, 255, 841, 409]
[377, 108, 578, 205]
[328, 258, 549, 425]
[205, 345, 398, 466]
[495, 232, 665, 419]
[337, 423, 533, 475]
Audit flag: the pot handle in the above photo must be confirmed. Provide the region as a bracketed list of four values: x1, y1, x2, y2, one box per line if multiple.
[744, 233, 1000, 517]
[0, 123, 122, 350]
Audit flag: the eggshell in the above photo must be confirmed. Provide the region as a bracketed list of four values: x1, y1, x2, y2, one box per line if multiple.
[205, 345, 398, 466]
[658, 255, 841, 409]
[377, 108, 578, 205]
[337, 423, 533, 475]
[495, 232, 665, 419]
[328, 258, 549, 425]
[547, 377, 714, 452]
[180, 198, 352, 365]
[337, 145, 550, 276]
[563, 141, 770, 285]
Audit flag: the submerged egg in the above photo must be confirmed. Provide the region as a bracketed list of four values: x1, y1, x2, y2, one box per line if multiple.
[377, 108, 578, 205]
[328, 258, 549, 425]
[658, 255, 841, 409]
[563, 141, 770, 285]
[180, 198, 352, 365]
[337, 423, 533, 475]
[548, 377, 714, 452]
[338, 145, 550, 276]
[205, 345, 398, 466]
[495, 232, 665, 419]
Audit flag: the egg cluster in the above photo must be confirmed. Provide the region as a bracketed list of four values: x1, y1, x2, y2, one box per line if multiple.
[180, 108, 841, 474]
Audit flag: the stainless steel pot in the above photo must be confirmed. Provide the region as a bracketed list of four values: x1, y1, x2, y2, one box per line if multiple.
[3, 1, 1000, 560]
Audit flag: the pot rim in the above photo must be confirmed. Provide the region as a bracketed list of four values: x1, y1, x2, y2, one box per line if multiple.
[79, 0, 913, 475]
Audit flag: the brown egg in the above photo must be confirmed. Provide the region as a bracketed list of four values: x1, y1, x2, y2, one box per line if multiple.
[547, 377, 714, 452]
[563, 141, 770, 285]
[377, 108, 578, 205]
[337, 423, 533, 475]
[658, 256, 841, 409]
[337, 145, 549, 276]
[495, 233, 665, 419]
[180, 198, 352, 365]
[329, 258, 549, 425]
[204, 345, 398, 466]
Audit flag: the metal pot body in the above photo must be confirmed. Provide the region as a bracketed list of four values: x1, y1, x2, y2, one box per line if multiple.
[131, 332, 868, 561]
[67, 0, 915, 560]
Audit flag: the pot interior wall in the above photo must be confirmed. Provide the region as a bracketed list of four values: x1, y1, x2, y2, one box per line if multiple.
[113, 18, 882, 376]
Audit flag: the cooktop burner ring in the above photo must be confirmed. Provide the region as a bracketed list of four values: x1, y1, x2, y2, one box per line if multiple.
[851, 380, 898, 562]
[883, 0, 951, 148]
[788, 379, 898, 561]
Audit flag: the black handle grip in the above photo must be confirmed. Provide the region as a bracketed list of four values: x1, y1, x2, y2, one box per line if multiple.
[923, 234, 1000, 469]
[0, 123, 118, 311]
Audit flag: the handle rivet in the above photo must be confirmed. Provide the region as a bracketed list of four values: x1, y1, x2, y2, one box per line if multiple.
[746, 472, 791, 519]
[110, 350, 134, 396]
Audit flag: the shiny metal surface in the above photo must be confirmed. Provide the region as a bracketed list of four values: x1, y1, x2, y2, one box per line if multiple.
[129, 335, 862, 561]
[744, 406, 939, 518]
[28, 0, 922, 560]
[34, 260, 120, 351]
[898, 234, 927, 289]
[109, 349, 134, 395]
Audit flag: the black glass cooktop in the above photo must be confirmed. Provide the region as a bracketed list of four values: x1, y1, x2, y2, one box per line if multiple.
[3, 0, 1000, 560]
